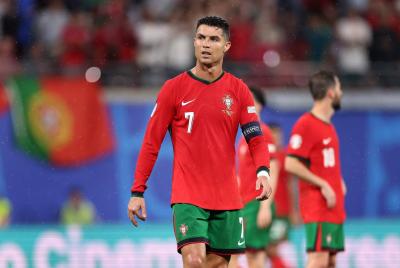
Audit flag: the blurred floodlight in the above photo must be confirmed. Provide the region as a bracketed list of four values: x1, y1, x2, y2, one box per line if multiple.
[85, 67, 101, 83]
[263, 50, 280, 68]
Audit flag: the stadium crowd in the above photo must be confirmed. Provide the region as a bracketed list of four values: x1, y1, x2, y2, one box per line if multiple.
[0, 0, 400, 87]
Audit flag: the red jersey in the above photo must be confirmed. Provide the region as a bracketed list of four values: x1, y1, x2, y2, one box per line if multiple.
[274, 149, 291, 217]
[132, 71, 270, 210]
[238, 123, 276, 205]
[287, 113, 345, 223]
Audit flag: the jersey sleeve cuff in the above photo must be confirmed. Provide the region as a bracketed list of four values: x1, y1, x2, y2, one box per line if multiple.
[131, 191, 144, 197]
[256, 166, 270, 178]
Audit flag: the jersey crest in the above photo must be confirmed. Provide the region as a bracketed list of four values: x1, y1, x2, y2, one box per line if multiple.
[222, 94, 234, 116]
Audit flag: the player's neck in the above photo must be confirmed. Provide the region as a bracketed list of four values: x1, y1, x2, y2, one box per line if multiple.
[311, 101, 334, 123]
[191, 62, 224, 82]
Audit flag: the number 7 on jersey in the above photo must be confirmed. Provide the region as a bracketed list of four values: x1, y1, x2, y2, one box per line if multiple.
[184, 112, 194, 133]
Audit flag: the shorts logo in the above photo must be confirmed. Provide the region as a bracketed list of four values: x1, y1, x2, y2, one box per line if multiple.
[222, 94, 234, 116]
[326, 233, 332, 245]
[180, 224, 188, 236]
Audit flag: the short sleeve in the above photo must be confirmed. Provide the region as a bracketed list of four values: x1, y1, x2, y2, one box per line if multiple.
[287, 119, 314, 160]
[239, 83, 259, 126]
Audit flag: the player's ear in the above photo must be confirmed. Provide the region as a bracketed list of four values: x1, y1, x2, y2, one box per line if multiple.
[224, 41, 231, 53]
[327, 87, 335, 99]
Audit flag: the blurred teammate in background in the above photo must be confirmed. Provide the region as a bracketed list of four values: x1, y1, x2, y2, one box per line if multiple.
[285, 71, 346, 268]
[267, 122, 301, 268]
[0, 193, 11, 227]
[60, 186, 96, 225]
[230, 87, 279, 268]
[128, 16, 272, 268]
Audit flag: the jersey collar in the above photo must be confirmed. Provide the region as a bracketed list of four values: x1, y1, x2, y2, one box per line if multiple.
[187, 70, 225, 85]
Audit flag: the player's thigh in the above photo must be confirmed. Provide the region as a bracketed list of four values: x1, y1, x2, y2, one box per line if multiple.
[246, 250, 267, 268]
[207, 253, 230, 268]
[173, 203, 210, 252]
[305, 222, 345, 253]
[242, 200, 270, 251]
[307, 251, 330, 268]
[207, 209, 245, 255]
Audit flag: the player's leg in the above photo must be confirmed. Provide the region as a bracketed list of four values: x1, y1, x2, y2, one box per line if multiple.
[228, 254, 240, 268]
[267, 217, 291, 268]
[207, 209, 245, 268]
[181, 244, 207, 268]
[306, 252, 329, 268]
[246, 250, 266, 268]
[328, 253, 337, 268]
[207, 253, 231, 268]
[173, 204, 210, 267]
[242, 200, 270, 268]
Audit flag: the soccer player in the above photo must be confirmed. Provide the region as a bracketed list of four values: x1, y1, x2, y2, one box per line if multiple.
[127, 16, 273, 268]
[267, 123, 300, 268]
[233, 87, 279, 268]
[285, 71, 346, 268]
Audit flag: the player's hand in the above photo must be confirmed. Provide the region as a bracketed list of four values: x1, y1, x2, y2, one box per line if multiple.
[256, 175, 272, 201]
[320, 182, 336, 208]
[257, 202, 272, 228]
[127, 196, 147, 227]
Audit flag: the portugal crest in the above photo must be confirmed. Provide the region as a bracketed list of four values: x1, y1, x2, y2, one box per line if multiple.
[180, 224, 188, 236]
[222, 94, 234, 116]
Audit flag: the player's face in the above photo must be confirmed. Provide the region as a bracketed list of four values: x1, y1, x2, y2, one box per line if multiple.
[331, 77, 343, 111]
[194, 25, 231, 66]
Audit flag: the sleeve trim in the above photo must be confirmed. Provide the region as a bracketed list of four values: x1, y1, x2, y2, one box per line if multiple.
[131, 191, 144, 197]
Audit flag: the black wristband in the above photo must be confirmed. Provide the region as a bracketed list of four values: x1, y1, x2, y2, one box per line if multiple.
[131, 191, 144, 197]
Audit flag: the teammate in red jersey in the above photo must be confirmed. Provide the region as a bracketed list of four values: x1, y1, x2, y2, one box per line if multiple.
[127, 16, 272, 267]
[285, 71, 347, 268]
[230, 87, 279, 268]
[267, 123, 300, 268]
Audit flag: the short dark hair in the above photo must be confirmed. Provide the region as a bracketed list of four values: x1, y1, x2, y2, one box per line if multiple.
[308, 71, 337, 100]
[196, 16, 230, 40]
[249, 86, 266, 108]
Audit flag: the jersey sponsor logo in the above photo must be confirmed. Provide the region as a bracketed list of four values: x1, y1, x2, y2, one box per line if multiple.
[179, 224, 188, 236]
[222, 94, 234, 116]
[181, 99, 195, 106]
[290, 134, 302, 149]
[247, 106, 256, 113]
[150, 103, 157, 117]
[323, 137, 332, 145]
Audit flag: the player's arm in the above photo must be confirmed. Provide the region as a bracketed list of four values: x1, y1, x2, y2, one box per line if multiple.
[285, 156, 336, 208]
[128, 81, 175, 227]
[239, 84, 272, 200]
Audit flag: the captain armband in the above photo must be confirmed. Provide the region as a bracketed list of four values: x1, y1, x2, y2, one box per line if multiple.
[241, 121, 263, 142]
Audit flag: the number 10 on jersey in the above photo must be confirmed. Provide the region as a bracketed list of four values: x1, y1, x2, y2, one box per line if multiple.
[184, 112, 194, 133]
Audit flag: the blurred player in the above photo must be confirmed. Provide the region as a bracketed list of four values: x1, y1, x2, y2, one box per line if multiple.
[285, 71, 346, 268]
[267, 122, 301, 268]
[128, 16, 272, 268]
[230, 87, 279, 268]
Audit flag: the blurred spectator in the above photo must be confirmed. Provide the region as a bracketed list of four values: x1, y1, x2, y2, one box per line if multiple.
[0, 36, 21, 80]
[0, 194, 11, 227]
[60, 11, 91, 69]
[304, 14, 333, 62]
[60, 187, 96, 225]
[35, 0, 69, 58]
[336, 9, 372, 80]
[0, 0, 19, 40]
